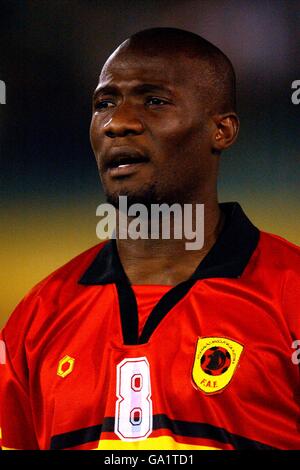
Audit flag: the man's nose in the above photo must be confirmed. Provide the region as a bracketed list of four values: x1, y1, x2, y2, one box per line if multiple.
[104, 103, 144, 138]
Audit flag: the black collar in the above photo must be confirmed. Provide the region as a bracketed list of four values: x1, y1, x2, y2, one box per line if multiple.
[79, 202, 259, 286]
[79, 202, 259, 344]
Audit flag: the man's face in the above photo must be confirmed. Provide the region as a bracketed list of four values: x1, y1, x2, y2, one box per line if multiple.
[90, 46, 217, 207]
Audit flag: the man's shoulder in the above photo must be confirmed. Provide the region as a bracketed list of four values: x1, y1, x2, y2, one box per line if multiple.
[260, 230, 300, 255]
[259, 232, 300, 326]
[30, 241, 107, 294]
[2, 241, 107, 336]
[258, 230, 300, 272]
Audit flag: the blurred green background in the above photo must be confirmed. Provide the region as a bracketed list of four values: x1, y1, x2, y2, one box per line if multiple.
[0, 0, 299, 326]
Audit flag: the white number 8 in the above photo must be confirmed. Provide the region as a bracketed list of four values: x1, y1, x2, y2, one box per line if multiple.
[115, 357, 153, 441]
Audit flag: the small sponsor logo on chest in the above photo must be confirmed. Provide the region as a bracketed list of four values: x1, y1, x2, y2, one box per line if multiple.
[57, 355, 75, 378]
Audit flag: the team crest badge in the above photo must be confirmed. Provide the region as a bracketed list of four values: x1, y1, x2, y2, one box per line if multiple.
[192, 337, 243, 394]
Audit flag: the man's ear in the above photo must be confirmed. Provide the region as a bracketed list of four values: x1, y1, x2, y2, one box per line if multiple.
[211, 113, 240, 153]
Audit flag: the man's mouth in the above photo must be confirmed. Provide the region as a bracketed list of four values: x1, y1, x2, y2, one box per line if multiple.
[105, 150, 150, 178]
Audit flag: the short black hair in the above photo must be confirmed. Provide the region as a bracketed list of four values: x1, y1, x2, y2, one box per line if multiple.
[126, 27, 236, 114]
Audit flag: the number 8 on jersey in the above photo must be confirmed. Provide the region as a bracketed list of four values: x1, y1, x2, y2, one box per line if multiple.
[115, 357, 153, 441]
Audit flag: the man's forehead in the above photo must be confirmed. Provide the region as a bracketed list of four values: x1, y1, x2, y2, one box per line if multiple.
[99, 48, 198, 87]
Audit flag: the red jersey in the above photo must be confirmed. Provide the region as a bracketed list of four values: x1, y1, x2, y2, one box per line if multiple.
[1, 202, 300, 450]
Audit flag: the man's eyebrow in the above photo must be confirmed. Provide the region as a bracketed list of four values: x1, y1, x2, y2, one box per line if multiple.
[93, 83, 172, 100]
[93, 85, 118, 100]
[131, 83, 173, 94]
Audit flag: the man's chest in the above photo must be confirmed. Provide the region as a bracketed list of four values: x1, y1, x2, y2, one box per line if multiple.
[29, 282, 300, 449]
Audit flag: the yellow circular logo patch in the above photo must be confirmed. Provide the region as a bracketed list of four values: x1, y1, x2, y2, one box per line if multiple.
[192, 337, 244, 394]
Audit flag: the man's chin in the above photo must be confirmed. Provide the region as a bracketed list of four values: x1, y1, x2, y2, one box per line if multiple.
[105, 183, 161, 210]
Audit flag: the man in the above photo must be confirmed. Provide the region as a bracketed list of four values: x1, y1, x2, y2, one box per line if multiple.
[1, 27, 300, 450]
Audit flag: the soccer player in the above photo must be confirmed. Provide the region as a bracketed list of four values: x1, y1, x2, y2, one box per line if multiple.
[1, 27, 300, 450]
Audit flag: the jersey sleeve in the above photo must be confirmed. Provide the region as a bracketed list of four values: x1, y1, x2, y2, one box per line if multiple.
[0, 301, 39, 450]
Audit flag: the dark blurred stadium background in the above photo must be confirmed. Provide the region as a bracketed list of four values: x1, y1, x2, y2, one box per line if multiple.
[0, 0, 299, 325]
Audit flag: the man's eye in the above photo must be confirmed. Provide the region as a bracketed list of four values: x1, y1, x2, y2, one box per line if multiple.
[94, 100, 115, 110]
[146, 97, 168, 106]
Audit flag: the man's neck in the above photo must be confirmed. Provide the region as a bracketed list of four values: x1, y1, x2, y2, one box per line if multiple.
[116, 200, 224, 285]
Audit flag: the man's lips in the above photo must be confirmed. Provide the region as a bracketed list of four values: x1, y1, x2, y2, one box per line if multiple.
[104, 148, 150, 177]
